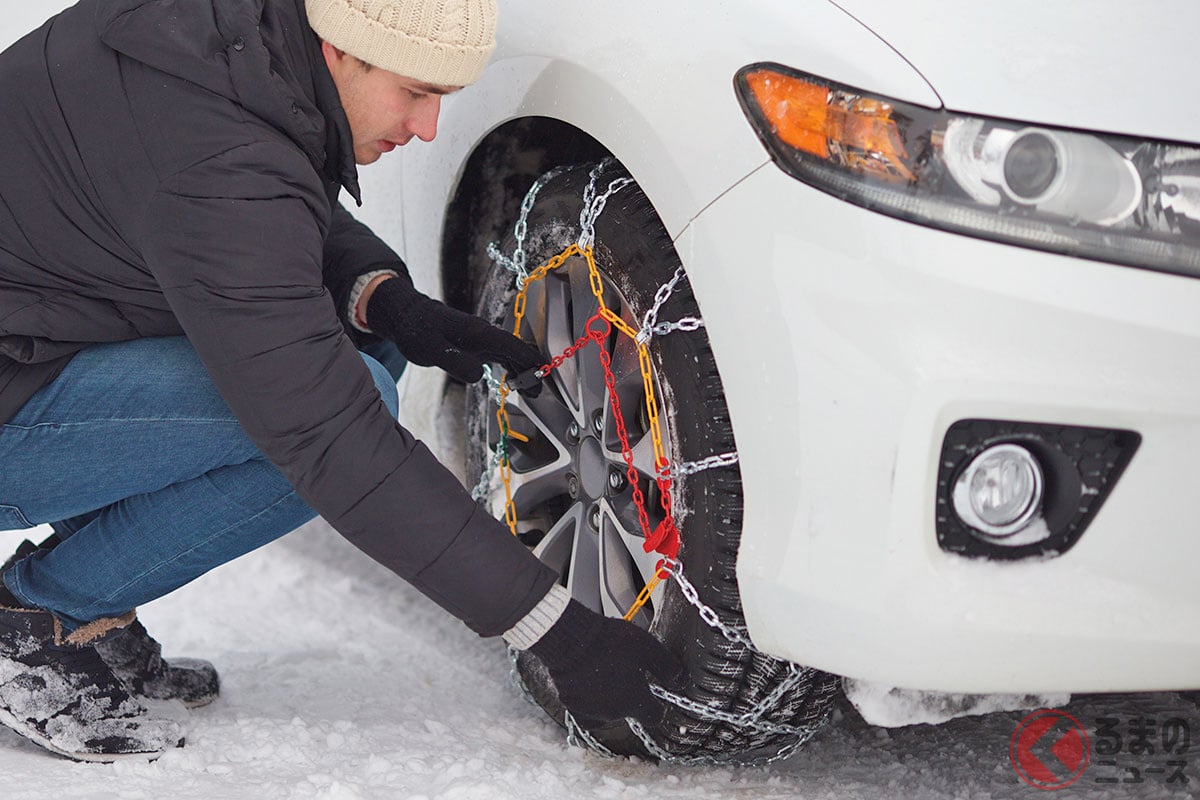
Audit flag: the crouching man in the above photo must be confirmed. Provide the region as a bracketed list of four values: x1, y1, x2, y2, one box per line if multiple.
[0, 0, 681, 761]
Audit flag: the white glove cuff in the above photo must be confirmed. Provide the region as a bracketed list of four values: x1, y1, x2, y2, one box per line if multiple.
[502, 583, 571, 649]
[347, 269, 401, 333]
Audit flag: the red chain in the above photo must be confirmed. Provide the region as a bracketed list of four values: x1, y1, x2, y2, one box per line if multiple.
[535, 312, 681, 562]
[535, 314, 610, 376]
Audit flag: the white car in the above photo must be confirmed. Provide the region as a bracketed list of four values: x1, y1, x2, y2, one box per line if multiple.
[371, 0, 1200, 762]
[15, 0, 1196, 766]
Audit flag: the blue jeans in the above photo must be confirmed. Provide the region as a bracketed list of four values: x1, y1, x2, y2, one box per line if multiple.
[359, 339, 408, 384]
[0, 336, 399, 630]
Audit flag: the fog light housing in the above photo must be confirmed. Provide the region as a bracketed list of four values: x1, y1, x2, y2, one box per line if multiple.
[952, 444, 1044, 540]
[936, 419, 1141, 560]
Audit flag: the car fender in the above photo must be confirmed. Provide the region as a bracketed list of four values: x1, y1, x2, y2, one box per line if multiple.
[364, 0, 940, 292]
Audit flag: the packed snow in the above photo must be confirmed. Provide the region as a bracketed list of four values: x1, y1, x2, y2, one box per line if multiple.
[1, 510, 1196, 799]
[0, 366, 1194, 798]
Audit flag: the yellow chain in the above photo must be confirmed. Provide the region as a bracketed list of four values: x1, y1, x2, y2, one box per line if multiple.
[512, 244, 582, 336]
[586, 251, 669, 478]
[622, 567, 670, 622]
[497, 243, 674, 621]
[495, 382, 519, 536]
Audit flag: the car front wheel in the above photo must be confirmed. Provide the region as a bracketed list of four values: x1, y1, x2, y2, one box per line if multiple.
[466, 161, 838, 764]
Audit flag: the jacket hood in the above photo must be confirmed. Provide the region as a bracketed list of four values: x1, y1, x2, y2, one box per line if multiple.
[96, 0, 361, 201]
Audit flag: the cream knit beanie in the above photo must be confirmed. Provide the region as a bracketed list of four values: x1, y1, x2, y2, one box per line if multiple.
[305, 0, 498, 87]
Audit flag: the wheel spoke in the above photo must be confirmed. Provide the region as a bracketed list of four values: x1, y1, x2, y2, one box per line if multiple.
[610, 309, 643, 380]
[533, 503, 584, 579]
[507, 455, 572, 511]
[538, 275, 581, 413]
[610, 427, 658, 482]
[564, 520, 601, 614]
[576, 333, 610, 421]
[617, 526, 664, 589]
[494, 390, 573, 477]
[567, 255, 602, 337]
[506, 390, 575, 455]
[598, 502, 661, 626]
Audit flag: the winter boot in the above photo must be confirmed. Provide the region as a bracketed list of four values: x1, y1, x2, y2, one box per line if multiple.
[0, 537, 44, 575]
[0, 601, 184, 762]
[94, 620, 220, 708]
[2, 538, 220, 708]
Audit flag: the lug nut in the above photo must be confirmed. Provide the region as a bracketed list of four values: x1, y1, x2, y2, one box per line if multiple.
[608, 469, 626, 492]
[566, 422, 581, 443]
[589, 506, 601, 530]
[592, 411, 604, 436]
[567, 473, 579, 499]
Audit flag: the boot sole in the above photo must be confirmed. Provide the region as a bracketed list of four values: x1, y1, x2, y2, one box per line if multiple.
[0, 704, 179, 763]
[182, 694, 216, 710]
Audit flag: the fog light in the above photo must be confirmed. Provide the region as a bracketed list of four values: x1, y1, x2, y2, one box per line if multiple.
[937, 420, 1140, 559]
[952, 444, 1043, 538]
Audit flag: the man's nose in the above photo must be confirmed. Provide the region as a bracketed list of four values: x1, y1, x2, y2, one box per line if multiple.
[410, 96, 442, 143]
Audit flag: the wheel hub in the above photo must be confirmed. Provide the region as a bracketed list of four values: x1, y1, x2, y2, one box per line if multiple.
[482, 252, 669, 625]
[575, 432, 608, 501]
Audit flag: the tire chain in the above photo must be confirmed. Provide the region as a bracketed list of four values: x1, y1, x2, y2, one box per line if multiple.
[487, 164, 572, 285]
[469, 365, 507, 501]
[578, 162, 634, 251]
[665, 561, 756, 649]
[637, 265, 706, 345]
[662, 451, 741, 479]
[485, 161, 832, 766]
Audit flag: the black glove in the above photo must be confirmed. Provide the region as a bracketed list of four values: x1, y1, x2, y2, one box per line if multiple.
[365, 276, 543, 384]
[526, 599, 686, 728]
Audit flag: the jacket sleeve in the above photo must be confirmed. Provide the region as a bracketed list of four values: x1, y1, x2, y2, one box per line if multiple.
[139, 143, 558, 636]
[322, 202, 414, 340]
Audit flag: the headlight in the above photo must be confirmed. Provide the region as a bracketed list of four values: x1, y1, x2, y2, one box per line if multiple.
[734, 62, 1200, 277]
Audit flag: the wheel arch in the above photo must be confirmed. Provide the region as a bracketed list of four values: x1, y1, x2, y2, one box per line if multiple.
[431, 48, 764, 313]
[439, 116, 611, 313]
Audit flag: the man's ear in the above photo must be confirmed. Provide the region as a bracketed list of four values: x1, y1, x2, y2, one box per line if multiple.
[320, 40, 349, 74]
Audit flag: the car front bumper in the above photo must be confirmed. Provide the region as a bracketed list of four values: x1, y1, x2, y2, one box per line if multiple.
[675, 162, 1200, 694]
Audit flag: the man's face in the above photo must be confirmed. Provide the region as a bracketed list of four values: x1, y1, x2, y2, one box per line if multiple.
[321, 42, 459, 165]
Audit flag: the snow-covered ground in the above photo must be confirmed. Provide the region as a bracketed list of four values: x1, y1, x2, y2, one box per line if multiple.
[0, 368, 1193, 799]
[1, 514, 1195, 799]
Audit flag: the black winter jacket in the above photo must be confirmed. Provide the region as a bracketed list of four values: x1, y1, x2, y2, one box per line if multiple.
[0, 0, 557, 636]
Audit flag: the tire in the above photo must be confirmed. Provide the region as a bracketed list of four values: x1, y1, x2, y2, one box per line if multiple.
[465, 162, 839, 764]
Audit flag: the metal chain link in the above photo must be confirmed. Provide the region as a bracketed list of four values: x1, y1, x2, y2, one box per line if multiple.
[470, 365, 507, 501]
[642, 266, 685, 332]
[507, 646, 536, 705]
[578, 160, 634, 250]
[486, 164, 827, 767]
[546, 557, 830, 766]
[470, 449, 502, 502]
[623, 564, 834, 765]
[637, 266, 705, 345]
[643, 317, 706, 340]
[485, 242, 518, 276]
[488, 165, 572, 285]
[564, 710, 617, 757]
[626, 715, 816, 768]
[665, 560, 756, 648]
[649, 668, 811, 737]
[660, 451, 740, 479]
[480, 363, 504, 404]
